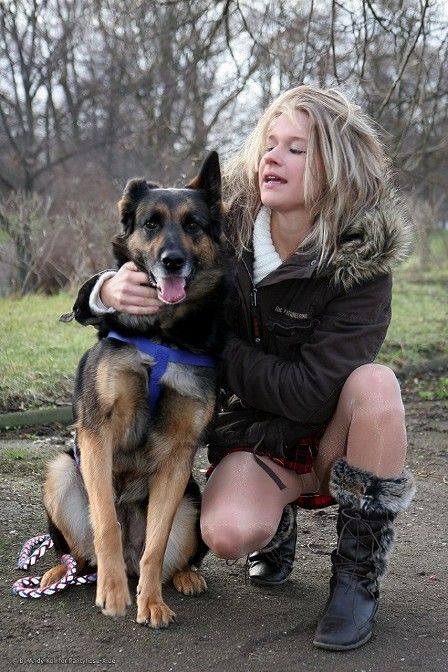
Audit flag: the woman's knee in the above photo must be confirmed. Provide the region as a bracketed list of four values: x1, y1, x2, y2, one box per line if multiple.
[200, 516, 276, 560]
[343, 363, 404, 413]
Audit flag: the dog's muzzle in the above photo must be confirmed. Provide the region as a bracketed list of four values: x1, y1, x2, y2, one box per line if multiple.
[150, 253, 194, 305]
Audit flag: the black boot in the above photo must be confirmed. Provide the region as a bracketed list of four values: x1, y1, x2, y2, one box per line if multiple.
[313, 458, 415, 651]
[249, 504, 297, 586]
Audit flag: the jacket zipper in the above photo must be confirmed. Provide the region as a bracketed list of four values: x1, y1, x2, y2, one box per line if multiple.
[241, 256, 262, 347]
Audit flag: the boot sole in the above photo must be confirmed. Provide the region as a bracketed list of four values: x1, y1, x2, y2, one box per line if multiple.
[249, 576, 290, 587]
[312, 630, 372, 651]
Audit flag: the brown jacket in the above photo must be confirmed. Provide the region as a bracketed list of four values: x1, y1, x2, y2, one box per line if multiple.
[208, 194, 413, 462]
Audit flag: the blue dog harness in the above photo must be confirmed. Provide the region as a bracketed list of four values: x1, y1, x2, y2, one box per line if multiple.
[106, 330, 215, 415]
[72, 330, 215, 468]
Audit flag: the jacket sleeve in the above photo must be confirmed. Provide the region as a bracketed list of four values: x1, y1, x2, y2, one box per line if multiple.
[221, 274, 392, 425]
[68, 272, 115, 327]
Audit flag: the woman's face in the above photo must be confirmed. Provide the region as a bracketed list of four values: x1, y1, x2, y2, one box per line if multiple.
[258, 110, 311, 215]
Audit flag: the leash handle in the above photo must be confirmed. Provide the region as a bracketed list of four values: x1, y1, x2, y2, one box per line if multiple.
[17, 534, 54, 569]
[13, 534, 97, 599]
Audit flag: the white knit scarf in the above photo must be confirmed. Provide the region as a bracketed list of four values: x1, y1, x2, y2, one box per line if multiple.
[253, 206, 283, 285]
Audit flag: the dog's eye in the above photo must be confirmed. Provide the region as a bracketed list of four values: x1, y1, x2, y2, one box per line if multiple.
[143, 213, 162, 230]
[183, 216, 201, 233]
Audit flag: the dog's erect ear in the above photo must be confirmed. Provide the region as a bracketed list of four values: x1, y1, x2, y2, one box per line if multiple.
[118, 178, 159, 234]
[186, 151, 221, 208]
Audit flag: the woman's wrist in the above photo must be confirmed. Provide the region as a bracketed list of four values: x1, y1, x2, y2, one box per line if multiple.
[89, 271, 117, 315]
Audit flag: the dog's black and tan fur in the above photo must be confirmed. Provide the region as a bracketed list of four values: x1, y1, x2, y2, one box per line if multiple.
[42, 152, 228, 628]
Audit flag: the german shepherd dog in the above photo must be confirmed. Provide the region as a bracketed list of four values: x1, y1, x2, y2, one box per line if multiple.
[42, 152, 228, 628]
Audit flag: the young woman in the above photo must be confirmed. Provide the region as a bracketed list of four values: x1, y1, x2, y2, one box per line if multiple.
[72, 86, 415, 650]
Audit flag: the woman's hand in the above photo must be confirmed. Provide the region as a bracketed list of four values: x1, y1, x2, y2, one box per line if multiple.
[100, 262, 162, 315]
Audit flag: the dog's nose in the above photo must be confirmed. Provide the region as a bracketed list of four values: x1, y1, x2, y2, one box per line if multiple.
[160, 250, 186, 271]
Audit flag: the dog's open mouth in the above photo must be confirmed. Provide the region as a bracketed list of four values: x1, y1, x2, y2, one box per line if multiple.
[148, 273, 189, 305]
[157, 276, 187, 304]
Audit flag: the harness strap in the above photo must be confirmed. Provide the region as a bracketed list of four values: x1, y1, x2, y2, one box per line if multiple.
[107, 330, 215, 415]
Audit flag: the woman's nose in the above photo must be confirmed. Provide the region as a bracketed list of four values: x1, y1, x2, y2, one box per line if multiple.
[265, 148, 282, 165]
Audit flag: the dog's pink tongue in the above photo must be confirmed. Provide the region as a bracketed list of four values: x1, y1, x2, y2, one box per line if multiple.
[157, 277, 187, 304]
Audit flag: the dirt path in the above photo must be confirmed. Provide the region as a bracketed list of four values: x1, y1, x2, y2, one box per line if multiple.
[0, 373, 447, 672]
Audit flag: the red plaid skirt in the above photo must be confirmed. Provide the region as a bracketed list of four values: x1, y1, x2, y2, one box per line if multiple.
[206, 434, 335, 510]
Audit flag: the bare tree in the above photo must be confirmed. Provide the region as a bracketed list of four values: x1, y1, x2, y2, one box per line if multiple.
[1, 0, 447, 294]
[0, 0, 96, 192]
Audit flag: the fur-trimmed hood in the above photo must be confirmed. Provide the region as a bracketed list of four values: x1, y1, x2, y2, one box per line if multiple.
[331, 192, 414, 290]
[243, 191, 414, 291]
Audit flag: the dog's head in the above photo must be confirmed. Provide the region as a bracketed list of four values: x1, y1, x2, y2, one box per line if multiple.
[113, 152, 223, 305]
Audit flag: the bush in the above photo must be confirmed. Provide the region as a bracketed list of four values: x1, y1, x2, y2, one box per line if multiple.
[0, 193, 117, 295]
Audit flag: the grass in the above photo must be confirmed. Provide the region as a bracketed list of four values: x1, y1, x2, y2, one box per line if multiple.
[0, 233, 447, 412]
[0, 292, 95, 412]
[3, 448, 28, 460]
[376, 232, 448, 368]
[416, 377, 448, 401]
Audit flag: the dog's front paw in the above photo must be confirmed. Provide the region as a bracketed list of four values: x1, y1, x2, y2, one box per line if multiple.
[136, 593, 176, 629]
[172, 567, 207, 595]
[96, 568, 131, 617]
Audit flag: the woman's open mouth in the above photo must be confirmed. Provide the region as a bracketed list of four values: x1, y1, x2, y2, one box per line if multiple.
[264, 174, 287, 184]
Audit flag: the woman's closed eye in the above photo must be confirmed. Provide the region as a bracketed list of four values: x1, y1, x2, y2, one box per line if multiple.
[264, 145, 306, 154]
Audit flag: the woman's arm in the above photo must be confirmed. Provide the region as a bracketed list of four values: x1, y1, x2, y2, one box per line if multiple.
[221, 274, 392, 426]
[72, 262, 161, 325]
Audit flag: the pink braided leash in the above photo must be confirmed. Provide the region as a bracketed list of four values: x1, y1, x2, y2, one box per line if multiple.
[12, 534, 97, 598]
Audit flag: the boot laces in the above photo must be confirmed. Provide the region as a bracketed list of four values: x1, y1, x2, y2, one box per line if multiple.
[225, 556, 250, 585]
[243, 548, 284, 585]
[334, 509, 384, 590]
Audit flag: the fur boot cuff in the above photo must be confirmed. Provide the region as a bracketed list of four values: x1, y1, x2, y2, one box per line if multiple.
[261, 504, 296, 553]
[330, 458, 416, 516]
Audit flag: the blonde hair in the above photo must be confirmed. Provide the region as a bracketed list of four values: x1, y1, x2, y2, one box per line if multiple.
[223, 85, 390, 267]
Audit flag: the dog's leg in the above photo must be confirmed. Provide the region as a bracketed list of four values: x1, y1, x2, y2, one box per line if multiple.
[77, 425, 131, 617]
[136, 455, 192, 627]
[136, 398, 213, 628]
[41, 452, 94, 588]
[164, 496, 207, 596]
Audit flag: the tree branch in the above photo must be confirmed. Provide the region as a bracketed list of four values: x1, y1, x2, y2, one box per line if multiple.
[377, 0, 430, 116]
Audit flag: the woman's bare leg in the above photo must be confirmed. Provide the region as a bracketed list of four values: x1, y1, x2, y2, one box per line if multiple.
[201, 363, 407, 560]
[201, 452, 317, 560]
[314, 363, 407, 492]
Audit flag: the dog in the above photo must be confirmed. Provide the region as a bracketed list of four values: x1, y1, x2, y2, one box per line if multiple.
[41, 152, 228, 628]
